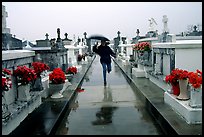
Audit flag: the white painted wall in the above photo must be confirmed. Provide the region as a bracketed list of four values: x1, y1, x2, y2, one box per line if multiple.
[175, 48, 202, 72]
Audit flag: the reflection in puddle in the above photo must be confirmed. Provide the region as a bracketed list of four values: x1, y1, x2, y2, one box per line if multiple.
[92, 86, 117, 125]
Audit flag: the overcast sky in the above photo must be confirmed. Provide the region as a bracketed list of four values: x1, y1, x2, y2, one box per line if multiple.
[2, 2, 202, 42]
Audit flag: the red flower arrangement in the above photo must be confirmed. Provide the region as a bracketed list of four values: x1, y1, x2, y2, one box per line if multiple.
[49, 68, 66, 84]
[133, 42, 151, 51]
[2, 68, 12, 91]
[176, 69, 189, 80]
[32, 62, 50, 76]
[188, 69, 202, 89]
[165, 68, 189, 83]
[165, 68, 181, 95]
[66, 66, 77, 75]
[13, 66, 37, 85]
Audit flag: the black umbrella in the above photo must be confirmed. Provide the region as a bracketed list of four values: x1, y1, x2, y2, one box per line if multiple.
[87, 34, 110, 42]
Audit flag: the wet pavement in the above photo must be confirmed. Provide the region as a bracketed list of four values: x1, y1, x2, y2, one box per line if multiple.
[9, 55, 202, 135]
[55, 55, 163, 135]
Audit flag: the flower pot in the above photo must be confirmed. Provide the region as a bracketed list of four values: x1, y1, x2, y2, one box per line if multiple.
[189, 86, 202, 108]
[65, 74, 74, 82]
[49, 83, 64, 98]
[176, 79, 189, 100]
[171, 83, 180, 96]
[17, 84, 31, 101]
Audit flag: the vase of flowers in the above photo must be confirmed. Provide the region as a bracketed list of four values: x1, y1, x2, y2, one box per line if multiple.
[49, 68, 66, 98]
[13, 66, 37, 101]
[133, 42, 151, 65]
[65, 66, 77, 81]
[176, 68, 190, 100]
[165, 69, 180, 96]
[31, 62, 50, 91]
[133, 42, 151, 52]
[2, 68, 12, 119]
[188, 69, 202, 108]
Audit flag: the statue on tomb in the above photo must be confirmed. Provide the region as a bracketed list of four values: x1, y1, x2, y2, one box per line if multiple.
[162, 15, 169, 33]
[148, 18, 157, 32]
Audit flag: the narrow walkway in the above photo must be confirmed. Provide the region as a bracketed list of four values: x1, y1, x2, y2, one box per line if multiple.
[55, 55, 163, 135]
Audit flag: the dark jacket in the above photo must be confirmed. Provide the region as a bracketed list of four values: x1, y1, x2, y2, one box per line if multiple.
[93, 45, 116, 64]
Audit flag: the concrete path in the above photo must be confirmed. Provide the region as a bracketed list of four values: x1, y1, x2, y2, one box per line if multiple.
[55, 55, 163, 135]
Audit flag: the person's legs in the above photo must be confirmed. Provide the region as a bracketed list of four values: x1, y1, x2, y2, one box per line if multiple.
[101, 63, 107, 85]
[107, 63, 112, 73]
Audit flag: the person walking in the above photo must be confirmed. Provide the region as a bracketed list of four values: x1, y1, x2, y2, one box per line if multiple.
[93, 40, 116, 86]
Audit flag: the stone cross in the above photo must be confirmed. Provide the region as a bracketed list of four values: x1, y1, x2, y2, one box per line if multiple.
[193, 25, 197, 32]
[64, 33, 68, 39]
[83, 32, 87, 39]
[117, 31, 121, 37]
[45, 33, 49, 40]
[136, 29, 140, 36]
[162, 15, 169, 33]
[57, 28, 60, 39]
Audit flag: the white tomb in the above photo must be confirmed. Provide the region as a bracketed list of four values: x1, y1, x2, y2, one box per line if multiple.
[64, 44, 82, 72]
[132, 37, 158, 78]
[118, 43, 134, 65]
[149, 39, 202, 124]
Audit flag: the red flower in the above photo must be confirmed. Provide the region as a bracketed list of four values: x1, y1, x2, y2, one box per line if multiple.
[188, 69, 202, 89]
[133, 42, 151, 51]
[66, 66, 77, 74]
[2, 68, 12, 76]
[32, 62, 50, 76]
[13, 66, 37, 85]
[49, 68, 66, 84]
[165, 68, 190, 83]
[165, 69, 179, 84]
[176, 69, 189, 80]
[2, 68, 12, 91]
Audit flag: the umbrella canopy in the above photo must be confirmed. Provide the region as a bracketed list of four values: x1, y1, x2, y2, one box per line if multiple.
[87, 34, 110, 42]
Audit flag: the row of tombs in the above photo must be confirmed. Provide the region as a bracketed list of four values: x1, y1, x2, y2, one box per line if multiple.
[2, 35, 202, 134]
[116, 35, 202, 125]
[2, 44, 92, 135]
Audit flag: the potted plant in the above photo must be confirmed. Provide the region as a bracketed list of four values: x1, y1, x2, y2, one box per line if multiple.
[2, 68, 12, 119]
[13, 66, 37, 101]
[65, 66, 77, 81]
[31, 62, 50, 91]
[32, 62, 50, 76]
[133, 42, 151, 67]
[2, 68, 12, 92]
[165, 68, 180, 96]
[188, 69, 202, 89]
[188, 69, 202, 108]
[175, 68, 189, 100]
[49, 68, 66, 98]
[133, 42, 151, 51]
[165, 68, 190, 100]
[66, 66, 77, 75]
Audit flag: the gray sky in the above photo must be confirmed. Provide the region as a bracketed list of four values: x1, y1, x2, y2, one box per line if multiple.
[2, 2, 202, 42]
